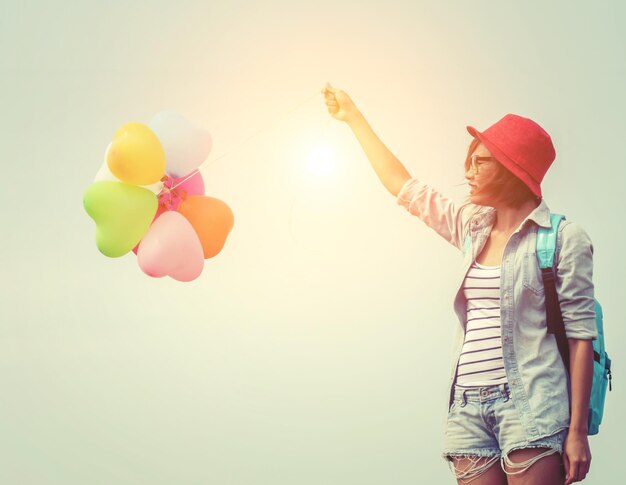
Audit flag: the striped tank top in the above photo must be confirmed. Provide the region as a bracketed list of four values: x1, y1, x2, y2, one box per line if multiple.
[455, 261, 508, 388]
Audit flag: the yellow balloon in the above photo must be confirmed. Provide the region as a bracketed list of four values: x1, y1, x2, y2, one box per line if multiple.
[107, 122, 166, 185]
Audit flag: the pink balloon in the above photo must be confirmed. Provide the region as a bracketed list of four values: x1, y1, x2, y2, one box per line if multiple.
[131, 171, 205, 255]
[137, 211, 204, 282]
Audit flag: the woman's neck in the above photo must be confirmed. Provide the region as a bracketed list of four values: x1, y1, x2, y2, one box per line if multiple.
[492, 199, 540, 234]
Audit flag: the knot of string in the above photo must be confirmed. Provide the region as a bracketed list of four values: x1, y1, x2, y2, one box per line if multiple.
[157, 170, 200, 209]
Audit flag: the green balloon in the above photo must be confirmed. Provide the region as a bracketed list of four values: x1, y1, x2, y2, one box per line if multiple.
[83, 181, 158, 258]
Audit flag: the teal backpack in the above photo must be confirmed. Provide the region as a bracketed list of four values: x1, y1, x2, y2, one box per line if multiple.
[537, 213, 611, 435]
[462, 213, 612, 434]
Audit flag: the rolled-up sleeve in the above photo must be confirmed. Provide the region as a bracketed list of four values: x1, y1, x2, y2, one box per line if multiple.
[555, 221, 597, 340]
[397, 178, 472, 250]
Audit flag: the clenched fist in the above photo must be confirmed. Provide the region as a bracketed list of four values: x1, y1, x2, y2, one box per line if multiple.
[321, 83, 361, 123]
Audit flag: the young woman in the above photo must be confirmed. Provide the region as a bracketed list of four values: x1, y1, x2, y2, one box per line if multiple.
[321, 83, 596, 485]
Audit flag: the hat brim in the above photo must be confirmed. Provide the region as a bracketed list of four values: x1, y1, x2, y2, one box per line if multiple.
[466, 125, 542, 198]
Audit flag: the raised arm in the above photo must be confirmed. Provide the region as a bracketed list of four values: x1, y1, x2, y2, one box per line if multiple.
[322, 83, 411, 196]
[322, 83, 473, 249]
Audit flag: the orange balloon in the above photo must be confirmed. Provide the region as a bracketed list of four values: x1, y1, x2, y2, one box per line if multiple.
[177, 196, 234, 259]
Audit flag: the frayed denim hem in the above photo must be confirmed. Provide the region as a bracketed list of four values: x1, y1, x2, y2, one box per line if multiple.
[442, 449, 500, 461]
[443, 451, 501, 483]
[500, 428, 567, 476]
[501, 427, 568, 458]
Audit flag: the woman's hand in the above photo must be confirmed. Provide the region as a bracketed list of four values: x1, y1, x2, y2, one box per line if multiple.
[321, 83, 361, 124]
[563, 430, 591, 484]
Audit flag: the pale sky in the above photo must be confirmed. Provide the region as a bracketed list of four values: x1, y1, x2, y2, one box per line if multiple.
[1, 1, 625, 483]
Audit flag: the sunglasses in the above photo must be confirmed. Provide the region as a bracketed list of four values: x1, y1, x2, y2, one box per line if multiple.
[470, 154, 497, 175]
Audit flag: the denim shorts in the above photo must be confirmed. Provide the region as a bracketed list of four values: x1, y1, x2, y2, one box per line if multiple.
[443, 383, 567, 461]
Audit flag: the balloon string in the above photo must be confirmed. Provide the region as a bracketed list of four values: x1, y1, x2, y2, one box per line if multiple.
[164, 90, 321, 195]
[167, 169, 201, 192]
[198, 90, 322, 168]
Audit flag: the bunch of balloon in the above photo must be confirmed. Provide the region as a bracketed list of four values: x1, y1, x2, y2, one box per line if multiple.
[83, 112, 234, 282]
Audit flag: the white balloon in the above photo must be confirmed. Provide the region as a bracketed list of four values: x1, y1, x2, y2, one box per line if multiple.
[149, 111, 212, 178]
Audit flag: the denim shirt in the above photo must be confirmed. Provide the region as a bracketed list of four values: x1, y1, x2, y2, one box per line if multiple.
[397, 179, 597, 439]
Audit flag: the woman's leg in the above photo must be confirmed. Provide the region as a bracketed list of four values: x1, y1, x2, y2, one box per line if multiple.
[492, 386, 567, 485]
[445, 386, 507, 484]
[450, 455, 506, 484]
[502, 447, 564, 485]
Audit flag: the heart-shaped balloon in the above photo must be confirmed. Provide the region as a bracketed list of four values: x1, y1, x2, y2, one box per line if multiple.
[107, 122, 166, 185]
[131, 171, 205, 255]
[96, 143, 164, 195]
[177, 195, 234, 259]
[131, 204, 167, 255]
[83, 181, 158, 257]
[149, 112, 212, 178]
[137, 211, 204, 282]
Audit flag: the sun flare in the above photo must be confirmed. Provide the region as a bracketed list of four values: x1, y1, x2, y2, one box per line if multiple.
[306, 145, 336, 176]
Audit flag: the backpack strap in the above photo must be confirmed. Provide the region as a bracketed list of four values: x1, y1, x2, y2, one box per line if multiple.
[536, 214, 570, 371]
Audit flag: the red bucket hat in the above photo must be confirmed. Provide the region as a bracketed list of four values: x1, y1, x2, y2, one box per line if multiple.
[466, 114, 556, 198]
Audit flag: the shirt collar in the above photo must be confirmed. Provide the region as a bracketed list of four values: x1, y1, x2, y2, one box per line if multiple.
[471, 199, 552, 233]
[523, 199, 552, 229]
